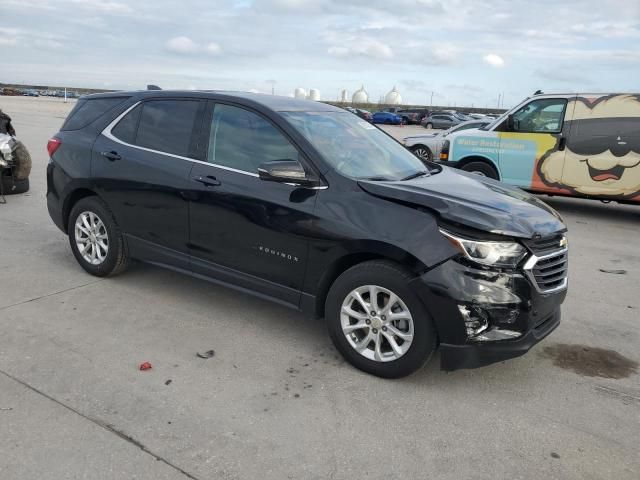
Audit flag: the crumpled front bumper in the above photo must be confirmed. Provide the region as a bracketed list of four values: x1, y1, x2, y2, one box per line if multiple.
[409, 258, 566, 371]
[439, 309, 560, 370]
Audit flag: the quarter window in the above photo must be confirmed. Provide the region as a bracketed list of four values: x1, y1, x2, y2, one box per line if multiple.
[136, 100, 201, 157]
[112, 104, 141, 144]
[208, 104, 299, 173]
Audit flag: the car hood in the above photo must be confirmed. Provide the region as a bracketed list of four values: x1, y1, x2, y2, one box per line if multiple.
[357, 167, 565, 239]
[404, 133, 439, 141]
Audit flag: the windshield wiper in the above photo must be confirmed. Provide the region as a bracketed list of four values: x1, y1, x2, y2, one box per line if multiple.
[401, 171, 429, 181]
[360, 175, 394, 181]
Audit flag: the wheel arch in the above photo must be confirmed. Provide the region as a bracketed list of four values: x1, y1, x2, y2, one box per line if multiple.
[62, 187, 101, 233]
[311, 243, 427, 319]
[456, 155, 501, 179]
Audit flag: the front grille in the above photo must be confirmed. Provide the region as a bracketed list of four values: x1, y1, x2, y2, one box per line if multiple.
[525, 249, 568, 293]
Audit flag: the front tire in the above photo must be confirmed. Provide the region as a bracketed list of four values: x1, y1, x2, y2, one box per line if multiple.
[326, 260, 437, 378]
[410, 145, 432, 162]
[461, 161, 499, 179]
[68, 196, 130, 277]
[425, 123, 433, 129]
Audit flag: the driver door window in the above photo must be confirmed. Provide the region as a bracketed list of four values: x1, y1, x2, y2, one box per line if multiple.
[511, 98, 567, 134]
[208, 104, 299, 173]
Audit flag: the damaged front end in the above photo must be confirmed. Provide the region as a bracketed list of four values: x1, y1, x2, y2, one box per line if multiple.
[1, 110, 32, 199]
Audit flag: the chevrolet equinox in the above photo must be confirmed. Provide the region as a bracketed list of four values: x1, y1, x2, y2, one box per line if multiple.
[47, 91, 568, 378]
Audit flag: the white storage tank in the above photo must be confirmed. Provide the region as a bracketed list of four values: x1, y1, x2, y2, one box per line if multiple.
[385, 86, 402, 105]
[340, 89, 349, 103]
[294, 88, 307, 100]
[352, 85, 369, 104]
[308, 89, 321, 101]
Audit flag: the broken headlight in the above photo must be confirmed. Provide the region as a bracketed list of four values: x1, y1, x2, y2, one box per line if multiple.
[440, 229, 527, 269]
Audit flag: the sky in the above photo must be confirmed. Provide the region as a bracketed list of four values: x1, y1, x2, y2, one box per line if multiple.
[1, 0, 639, 108]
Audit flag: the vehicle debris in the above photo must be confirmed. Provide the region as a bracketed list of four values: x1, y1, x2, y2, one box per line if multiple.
[196, 350, 215, 359]
[139, 361, 153, 371]
[599, 269, 627, 274]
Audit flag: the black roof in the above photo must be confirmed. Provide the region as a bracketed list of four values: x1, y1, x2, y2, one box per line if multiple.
[82, 89, 342, 113]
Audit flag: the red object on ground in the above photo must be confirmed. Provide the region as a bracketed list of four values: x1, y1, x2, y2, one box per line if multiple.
[139, 362, 152, 371]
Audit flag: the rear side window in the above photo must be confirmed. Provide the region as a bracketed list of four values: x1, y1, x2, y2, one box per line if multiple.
[62, 97, 128, 131]
[111, 104, 141, 144]
[136, 100, 201, 157]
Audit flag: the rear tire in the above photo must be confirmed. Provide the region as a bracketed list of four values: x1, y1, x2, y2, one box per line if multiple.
[461, 161, 499, 179]
[1, 175, 29, 194]
[326, 260, 437, 378]
[68, 196, 130, 277]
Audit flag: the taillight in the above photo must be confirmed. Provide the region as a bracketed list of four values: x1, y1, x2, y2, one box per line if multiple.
[440, 140, 450, 161]
[47, 138, 62, 157]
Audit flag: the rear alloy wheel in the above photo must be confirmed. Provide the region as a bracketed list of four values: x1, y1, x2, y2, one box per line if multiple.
[68, 196, 130, 277]
[461, 161, 499, 180]
[326, 260, 437, 378]
[411, 145, 432, 162]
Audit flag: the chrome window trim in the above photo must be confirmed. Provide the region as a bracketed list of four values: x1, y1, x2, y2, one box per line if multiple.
[102, 100, 329, 187]
[523, 247, 568, 294]
[102, 100, 260, 178]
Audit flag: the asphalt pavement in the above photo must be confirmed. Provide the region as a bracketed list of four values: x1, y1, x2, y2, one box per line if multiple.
[1, 96, 638, 480]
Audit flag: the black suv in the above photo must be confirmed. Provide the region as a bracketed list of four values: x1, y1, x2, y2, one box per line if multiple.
[47, 90, 568, 378]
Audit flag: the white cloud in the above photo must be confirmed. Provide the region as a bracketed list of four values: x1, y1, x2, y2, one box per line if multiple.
[326, 36, 393, 60]
[206, 42, 222, 55]
[483, 53, 505, 67]
[165, 36, 198, 54]
[0, 37, 18, 46]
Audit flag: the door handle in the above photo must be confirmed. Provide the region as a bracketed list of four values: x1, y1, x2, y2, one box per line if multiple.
[558, 137, 567, 151]
[193, 175, 221, 187]
[101, 150, 121, 161]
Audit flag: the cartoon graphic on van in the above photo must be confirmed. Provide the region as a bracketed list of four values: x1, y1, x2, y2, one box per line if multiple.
[539, 94, 640, 199]
[436, 93, 640, 203]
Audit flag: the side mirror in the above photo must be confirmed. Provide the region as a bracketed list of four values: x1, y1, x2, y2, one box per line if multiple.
[507, 114, 516, 131]
[258, 160, 320, 187]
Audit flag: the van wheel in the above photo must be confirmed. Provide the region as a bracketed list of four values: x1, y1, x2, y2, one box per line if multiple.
[68, 196, 130, 277]
[462, 161, 499, 180]
[326, 260, 437, 378]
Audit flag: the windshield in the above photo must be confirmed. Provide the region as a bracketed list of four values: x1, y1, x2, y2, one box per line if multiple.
[282, 111, 428, 181]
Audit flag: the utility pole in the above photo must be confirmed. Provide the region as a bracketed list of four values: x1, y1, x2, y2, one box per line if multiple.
[430, 91, 434, 108]
[266, 79, 276, 95]
[497, 93, 502, 109]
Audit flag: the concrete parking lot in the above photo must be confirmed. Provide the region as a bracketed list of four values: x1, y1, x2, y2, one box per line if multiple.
[1, 96, 638, 480]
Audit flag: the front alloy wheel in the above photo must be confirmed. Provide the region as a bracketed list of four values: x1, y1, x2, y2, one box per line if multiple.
[326, 260, 437, 378]
[341, 285, 414, 362]
[411, 146, 432, 162]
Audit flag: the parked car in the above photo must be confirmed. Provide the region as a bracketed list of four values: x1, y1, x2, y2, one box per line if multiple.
[383, 108, 430, 125]
[421, 113, 462, 129]
[47, 90, 568, 378]
[372, 111, 402, 125]
[355, 108, 373, 122]
[403, 120, 491, 162]
[344, 106, 374, 122]
[437, 93, 640, 204]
